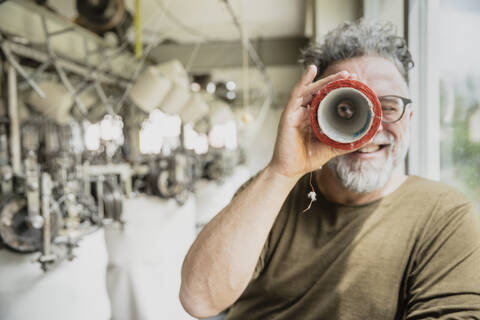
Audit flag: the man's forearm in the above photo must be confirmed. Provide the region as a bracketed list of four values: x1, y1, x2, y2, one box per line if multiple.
[180, 165, 299, 318]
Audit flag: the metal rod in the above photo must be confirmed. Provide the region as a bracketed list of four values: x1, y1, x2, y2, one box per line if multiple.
[41, 15, 88, 115]
[48, 26, 75, 37]
[37, 172, 58, 271]
[25, 155, 42, 227]
[0, 37, 46, 97]
[7, 62, 21, 175]
[0, 61, 13, 193]
[94, 81, 115, 115]
[96, 176, 105, 221]
[74, 79, 95, 98]
[18, 58, 52, 90]
[0, 58, 7, 117]
[41, 172, 52, 256]
[3, 38, 130, 87]
[75, 41, 130, 103]
[82, 162, 91, 195]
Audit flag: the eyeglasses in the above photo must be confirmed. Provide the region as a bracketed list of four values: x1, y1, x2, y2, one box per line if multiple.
[378, 95, 412, 123]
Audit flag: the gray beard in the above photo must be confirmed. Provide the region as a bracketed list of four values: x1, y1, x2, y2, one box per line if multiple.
[325, 127, 410, 193]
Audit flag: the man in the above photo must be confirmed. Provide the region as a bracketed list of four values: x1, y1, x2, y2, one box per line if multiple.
[180, 20, 480, 319]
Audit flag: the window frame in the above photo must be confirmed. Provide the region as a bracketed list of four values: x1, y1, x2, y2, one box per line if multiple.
[407, 0, 441, 180]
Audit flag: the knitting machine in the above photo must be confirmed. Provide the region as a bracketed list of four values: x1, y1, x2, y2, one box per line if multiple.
[0, 50, 127, 272]
[0, 104, 126, 270]
[0, 1, 244, 270]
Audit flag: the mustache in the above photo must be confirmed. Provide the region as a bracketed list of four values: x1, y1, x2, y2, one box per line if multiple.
[371, 132, 395, 146]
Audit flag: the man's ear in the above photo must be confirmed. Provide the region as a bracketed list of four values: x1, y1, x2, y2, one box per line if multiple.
[408, 108, 413, 120]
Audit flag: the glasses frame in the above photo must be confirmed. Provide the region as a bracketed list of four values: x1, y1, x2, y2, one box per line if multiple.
[378, 95, 413, 124]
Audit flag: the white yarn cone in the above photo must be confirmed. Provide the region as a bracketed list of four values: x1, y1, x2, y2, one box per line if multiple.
[28, 81, 74, 124]
[129, 66, 172, 113]
[209, 99, 234, 126]
[179, 93, 209, 124]
[159, 81, 191, 115]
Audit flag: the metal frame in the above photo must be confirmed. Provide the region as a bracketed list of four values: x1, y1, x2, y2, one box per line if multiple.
[0, 0, 150, 119]
[6, 62, 21, 175]
[0, 38, 131, 87]
[407, 0, 440, 180]
[0, 1, 138, 270]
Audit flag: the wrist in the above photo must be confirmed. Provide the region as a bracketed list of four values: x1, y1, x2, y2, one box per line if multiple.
[264, 163, 302, 188]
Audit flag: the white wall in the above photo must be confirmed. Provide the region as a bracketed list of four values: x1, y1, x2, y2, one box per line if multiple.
[363, 0, 405, 35]
[313, 0, 362, 39]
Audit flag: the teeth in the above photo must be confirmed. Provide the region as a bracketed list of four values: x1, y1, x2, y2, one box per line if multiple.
[358, 145, 380, 153]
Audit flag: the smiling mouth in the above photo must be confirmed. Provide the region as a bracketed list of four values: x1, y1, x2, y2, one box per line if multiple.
[355, 144, 389, 154]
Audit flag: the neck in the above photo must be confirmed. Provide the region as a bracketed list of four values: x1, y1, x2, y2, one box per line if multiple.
[314, 166, 407, 206]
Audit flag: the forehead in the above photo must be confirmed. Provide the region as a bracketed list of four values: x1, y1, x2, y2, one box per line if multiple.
[322, 55, 409, 97]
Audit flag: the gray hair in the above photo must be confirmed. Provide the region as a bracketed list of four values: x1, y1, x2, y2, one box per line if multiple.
[300, 19, 414, 81]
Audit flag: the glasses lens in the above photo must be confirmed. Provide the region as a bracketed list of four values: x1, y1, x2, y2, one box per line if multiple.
[380, 96, 403, 122]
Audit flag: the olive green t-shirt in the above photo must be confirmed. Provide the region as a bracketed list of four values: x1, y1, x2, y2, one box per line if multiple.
[225, 175, 480, 320]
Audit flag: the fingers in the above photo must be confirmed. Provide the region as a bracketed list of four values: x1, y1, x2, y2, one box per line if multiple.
[300, 72, 345, 106]
[309, 71, 348, 92]
[310, 70, 359, 90]
[305, 71, 359, 102]
[286, 65, 318, 112]
[285, 93, 305, 115]
[299, 65, 318, 87]
[348, 73, 359, 80]
[284, 66, 359, 122]
[289, 65, 318, 102]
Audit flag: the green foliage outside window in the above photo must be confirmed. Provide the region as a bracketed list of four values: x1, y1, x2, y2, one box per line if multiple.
[440, 78, 480, 216]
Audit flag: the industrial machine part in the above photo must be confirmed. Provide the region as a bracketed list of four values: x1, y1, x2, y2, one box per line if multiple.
[0, 9, 134, 270]
[75, 0, 133, 41]
[203, 154, 224, 181]
[0, 107, 115, 269]
[102, 178, 123, 222]
[0, 123, 13, 194]
[92, 175, 123, 224]
[202, 148, 240, 181]
[145, 151, 193, 205]
[37, 172, 58, 270]
[0, 3, 246, 272]
[0, 192, 61, 253]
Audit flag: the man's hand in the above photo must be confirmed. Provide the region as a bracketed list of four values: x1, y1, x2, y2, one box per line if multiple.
[269, 65, 357, 179]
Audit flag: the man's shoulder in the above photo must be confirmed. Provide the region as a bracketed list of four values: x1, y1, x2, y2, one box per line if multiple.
[402, 175, 471, 204]
[396, 175, 476, 223]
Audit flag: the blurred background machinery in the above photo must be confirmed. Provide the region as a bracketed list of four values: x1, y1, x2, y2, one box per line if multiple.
[0, 0, 276, 318]
[0, 0, 426, 320]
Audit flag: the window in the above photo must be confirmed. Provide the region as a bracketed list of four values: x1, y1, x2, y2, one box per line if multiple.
[438, 0, 480, 211]
[409, 0, 480, 212]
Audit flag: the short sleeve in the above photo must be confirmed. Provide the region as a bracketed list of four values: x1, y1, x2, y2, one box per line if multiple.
[251, 231, 270, 281]
[405, 198, 480, 319]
